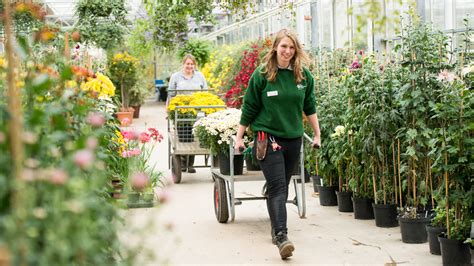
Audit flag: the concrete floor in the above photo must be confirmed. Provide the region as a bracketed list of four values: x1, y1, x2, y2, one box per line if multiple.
[122, 98, 445, 265]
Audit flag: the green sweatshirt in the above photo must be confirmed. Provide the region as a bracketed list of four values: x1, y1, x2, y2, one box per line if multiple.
[240, 65, 316, 138]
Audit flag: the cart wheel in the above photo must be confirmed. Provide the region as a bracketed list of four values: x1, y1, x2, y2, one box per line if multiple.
[213, 177, 229, 223]
[171, 155, 182, 184]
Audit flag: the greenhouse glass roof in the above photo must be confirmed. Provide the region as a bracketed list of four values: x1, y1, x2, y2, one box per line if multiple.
[43, 0, 147, 28]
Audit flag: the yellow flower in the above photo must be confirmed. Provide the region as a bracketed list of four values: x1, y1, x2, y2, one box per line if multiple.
[80, 73, 116, 98]
[167, 92, 225, 120]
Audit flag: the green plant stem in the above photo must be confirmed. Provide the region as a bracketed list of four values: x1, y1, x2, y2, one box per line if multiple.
[372, 157, 377, 204]
[398, 139, 402, 208]
[392, 141, 398, 205]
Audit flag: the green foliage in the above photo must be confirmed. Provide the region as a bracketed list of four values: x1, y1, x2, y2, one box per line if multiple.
[0, 35, 140, 263]
[107, 52, 139, 109]
[177, 38, 212, 68]
[126, 18, 155, 59]
[145, 0, 214, 51]
[394, 18, 450, 209]
[306, 49, 353, 188]
[74, 0, 128, 50]
[0, 2, 43, 33]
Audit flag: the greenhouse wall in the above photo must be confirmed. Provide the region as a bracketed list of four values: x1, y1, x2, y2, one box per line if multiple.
[202, 0, 473, 52]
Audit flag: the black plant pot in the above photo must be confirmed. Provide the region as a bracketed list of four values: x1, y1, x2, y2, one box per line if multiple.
[316, 185, 337, 206]
[311, 175, 321, 192]
[438, 234, 471, 265]
[218, 153, 244, 175]
[352, 197, 374, 220]
[426, 225, 446, 255]
[373, 203, 398, 227]
[176, 122, 194, 142]
[295, 168, 311, 183]
[211, 155, 219, 168]
[398, 216, 430, 243]
[245, 156, 261, 171]
[336, 191, 353, 212]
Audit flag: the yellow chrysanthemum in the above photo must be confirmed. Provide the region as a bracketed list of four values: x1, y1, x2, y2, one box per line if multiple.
[80, 73, 116, 98]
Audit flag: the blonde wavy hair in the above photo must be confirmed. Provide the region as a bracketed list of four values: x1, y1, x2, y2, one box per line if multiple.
[261, 29, 309, 83]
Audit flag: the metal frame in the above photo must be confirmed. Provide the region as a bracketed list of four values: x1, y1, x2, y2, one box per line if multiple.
[211, 133, 315, 222]
[167, 104, 226, 168]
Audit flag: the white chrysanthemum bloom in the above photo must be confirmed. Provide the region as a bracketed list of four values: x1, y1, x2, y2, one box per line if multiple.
[335, 125, 345, 136]
[461, 64, 474, 76]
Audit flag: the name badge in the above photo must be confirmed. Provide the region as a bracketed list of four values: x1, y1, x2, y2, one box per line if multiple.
[267, 91, 278, 97]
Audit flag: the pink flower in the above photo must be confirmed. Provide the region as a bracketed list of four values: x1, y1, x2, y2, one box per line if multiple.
[121, 130, 138, 141]
[120, 117, 130, 126]
[86, 137, 98, 150]
[437, 69, 456, 83]
[139, 132, 151, 143]
[350, 60, 361, 70]
[50, 169, 68, 185]
[131, 172, 149, 191]
[73, 149, 94, 169]
[156, 189, 171, 203]
[148, 128, 163, 142]
[86, 112, 105, 127]
[130, 148, 141, 156]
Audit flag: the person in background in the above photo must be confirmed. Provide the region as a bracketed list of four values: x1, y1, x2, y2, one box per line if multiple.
[168, 54, 208, 173]
[234, 29, 321, 260]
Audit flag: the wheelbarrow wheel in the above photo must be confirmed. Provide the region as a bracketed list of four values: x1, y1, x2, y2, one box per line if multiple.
[171, 155, 182, 184]
[214, 177, 229, 223]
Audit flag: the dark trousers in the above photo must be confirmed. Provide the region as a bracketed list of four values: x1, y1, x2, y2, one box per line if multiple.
[181, 155, 194, 168]
[254, 136, 302, 234]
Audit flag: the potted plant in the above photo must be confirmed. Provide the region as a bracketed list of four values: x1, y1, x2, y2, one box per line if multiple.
[394, 19, 452, 243]
[344, 54, 376, 220]
[193, 108, 248, 175]
[432, 67, 473, 264]
[129, 80, 149, 118]
[121, 127, 164, 208]
[426, 204, 448, 255]
[312, 75, 345, 206]
[329, 125, 353, 212]
[108, 52, 139, 126]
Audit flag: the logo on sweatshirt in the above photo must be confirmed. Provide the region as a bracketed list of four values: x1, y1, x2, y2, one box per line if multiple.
[297, 84, 306, 90]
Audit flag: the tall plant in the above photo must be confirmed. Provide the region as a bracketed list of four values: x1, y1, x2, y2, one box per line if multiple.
[395, 18, 450, 215]
[108, 52, 139, 110]
[432, 70, 473, 241]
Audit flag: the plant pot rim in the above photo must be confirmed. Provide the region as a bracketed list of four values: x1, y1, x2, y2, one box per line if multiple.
[372, 203, 398, 208]
[398, 216, 430, 222]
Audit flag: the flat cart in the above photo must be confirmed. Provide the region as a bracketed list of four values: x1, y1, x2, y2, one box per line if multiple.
[212, 133, 314, 223]
[168, 104, 226, 183]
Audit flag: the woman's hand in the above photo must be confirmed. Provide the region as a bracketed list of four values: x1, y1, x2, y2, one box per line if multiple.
[312, 135, 321, 149]
[234, 137, 246, 154]
[234, 124, 248, 154]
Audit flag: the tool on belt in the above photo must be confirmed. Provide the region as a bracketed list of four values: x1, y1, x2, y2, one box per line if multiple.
[256, 131, 267, 160]
[269, 135, 282, 151]
[256, 132, 282, 160]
